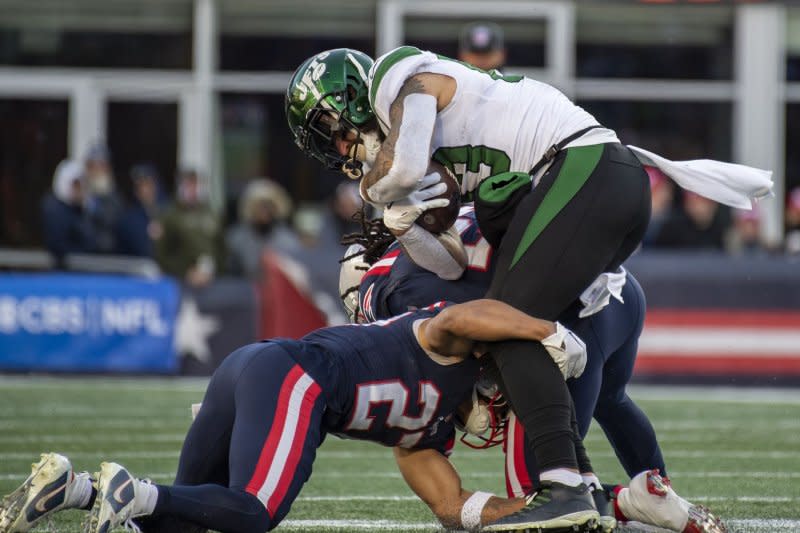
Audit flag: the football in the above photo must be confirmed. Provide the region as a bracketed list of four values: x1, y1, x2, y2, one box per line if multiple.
[416, 161, 461, 234]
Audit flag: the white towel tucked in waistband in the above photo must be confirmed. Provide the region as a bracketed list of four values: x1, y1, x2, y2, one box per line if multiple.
[579, 267, 627, 318]
[627, 145, 774, 209]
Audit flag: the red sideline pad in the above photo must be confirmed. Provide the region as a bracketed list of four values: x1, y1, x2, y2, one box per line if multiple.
[635, 309, 800, 376]
[258, 252, 327, 340]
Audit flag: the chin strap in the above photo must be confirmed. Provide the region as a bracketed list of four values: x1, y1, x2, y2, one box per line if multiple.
[341, 159, 363, 180]
[342, 127, 381, 180]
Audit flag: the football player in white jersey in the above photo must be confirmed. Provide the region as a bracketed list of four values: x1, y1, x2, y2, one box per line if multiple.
[287, 46, 646, 531]
[286, 46, 770, 532]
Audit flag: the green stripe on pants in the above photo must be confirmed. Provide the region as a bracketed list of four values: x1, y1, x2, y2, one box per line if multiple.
[510, 144, 605, 269]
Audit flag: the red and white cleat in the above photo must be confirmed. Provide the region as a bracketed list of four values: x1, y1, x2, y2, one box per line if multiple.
[616, 470, 728, 533]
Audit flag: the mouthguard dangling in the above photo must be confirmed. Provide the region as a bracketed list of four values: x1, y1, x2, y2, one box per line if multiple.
[341, 159, 363, 180]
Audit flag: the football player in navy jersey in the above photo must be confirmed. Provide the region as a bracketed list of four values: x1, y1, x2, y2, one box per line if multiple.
[341, 205, 727, 533]
[0, 299, 590, 533]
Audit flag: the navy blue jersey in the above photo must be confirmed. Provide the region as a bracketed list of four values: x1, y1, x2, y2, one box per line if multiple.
[274, 304, 480, 453]
[359, 206, 495, 321]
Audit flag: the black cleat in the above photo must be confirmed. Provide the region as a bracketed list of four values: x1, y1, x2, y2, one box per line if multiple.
[483, 482, 600, 532]
[589, 485, 616, 533]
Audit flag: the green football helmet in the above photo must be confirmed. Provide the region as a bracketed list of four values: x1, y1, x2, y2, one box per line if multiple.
[286, 49, 376, 175]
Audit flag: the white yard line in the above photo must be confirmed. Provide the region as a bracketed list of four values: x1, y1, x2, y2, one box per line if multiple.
[626, 385, 800, 404]
[279, 519, 439, 529]
[25, 519, 800, 533]
[731, 519, 800, 529]
[283, 518, 800, 532]
[280, 519, 800, 532]
[298, 496, 419, 501]
[314, 449, 799, 460]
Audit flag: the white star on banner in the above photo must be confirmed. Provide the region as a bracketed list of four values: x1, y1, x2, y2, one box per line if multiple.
[174, 297, 220, 363]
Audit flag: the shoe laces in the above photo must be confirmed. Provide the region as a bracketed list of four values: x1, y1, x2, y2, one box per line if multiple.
[523, 486, 552, 508]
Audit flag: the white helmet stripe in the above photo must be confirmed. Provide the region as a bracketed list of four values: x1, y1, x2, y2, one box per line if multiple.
[346, 52, 369, 85]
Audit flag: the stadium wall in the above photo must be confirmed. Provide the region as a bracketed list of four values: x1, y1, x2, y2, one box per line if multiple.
[1, 251, 798, 381]
[626, 252, 800, 382]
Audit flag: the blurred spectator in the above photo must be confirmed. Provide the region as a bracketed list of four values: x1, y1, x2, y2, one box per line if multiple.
[785, 186, 800, 255]
[727, 207, 767, 255]
[652, 191, 730, 250]
[225, 178, 301, 279]
[290, 181, 366, 325]
[41, 159, 97, 268]
[642, 165, 675, 247]
[84, 141, 123, 254]
[458, 22, 506, 71]
[294, 181, 364, 247]
[331, 180, 365, 236]
[155, 168, 221, 288]
[115, 164, 165, 258]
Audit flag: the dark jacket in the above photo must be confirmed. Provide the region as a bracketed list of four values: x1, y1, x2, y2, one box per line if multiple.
[116, 201, 158, 257]
[41, 194, 97, 267]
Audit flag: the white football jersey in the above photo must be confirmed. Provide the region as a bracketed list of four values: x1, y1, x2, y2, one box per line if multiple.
[368, 46, 619, 194]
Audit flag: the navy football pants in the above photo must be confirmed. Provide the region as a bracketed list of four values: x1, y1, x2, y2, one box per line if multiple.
[503, 275, 667, 496]
[138, 343, 326, 533]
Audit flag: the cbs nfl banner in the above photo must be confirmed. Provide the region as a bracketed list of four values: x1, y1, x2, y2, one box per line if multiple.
[0, 273, 179, 372]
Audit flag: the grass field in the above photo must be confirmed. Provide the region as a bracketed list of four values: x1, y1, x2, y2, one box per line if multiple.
[0, 377, 798, 533]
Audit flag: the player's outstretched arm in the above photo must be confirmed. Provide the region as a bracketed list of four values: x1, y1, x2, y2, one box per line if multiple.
[361, 73, 455, 204]
[421, 299, 556, 355]
[393, 446, 524, 531]
[421, 300, 588, 378]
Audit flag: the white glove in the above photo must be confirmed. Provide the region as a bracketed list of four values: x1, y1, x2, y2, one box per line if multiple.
[541, 322, 587, 379]
[382, 172, 450, 233]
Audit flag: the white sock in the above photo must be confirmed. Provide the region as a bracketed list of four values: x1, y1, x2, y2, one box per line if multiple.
[540, 468, 583, 487]
[582, 473, 602, 491]
[133, 481, 159, 516]
[64, 472, 93, 509]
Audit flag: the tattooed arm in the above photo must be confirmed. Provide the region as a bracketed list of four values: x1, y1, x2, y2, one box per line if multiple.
[361, 73, 456, 205]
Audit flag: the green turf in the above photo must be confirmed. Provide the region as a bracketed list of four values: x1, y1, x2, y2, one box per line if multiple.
[0, 378, 798, 532]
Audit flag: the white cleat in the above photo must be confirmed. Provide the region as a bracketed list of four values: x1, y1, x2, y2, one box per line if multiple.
[617, 470, 728, 533]
[84, 462, 151, 533]
[0, 453, 90, 533]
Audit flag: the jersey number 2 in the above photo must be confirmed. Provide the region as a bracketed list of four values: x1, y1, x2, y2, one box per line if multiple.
[346, 380, 441, 447]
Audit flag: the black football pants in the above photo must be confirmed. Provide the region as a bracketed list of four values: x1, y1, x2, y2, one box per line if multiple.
[486, 142, 651, 472]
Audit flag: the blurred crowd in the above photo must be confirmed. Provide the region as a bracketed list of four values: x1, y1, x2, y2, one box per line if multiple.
[641, 165, 800, 256]
[41, 141, 366, 307]
[41, 141, 800, 287]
